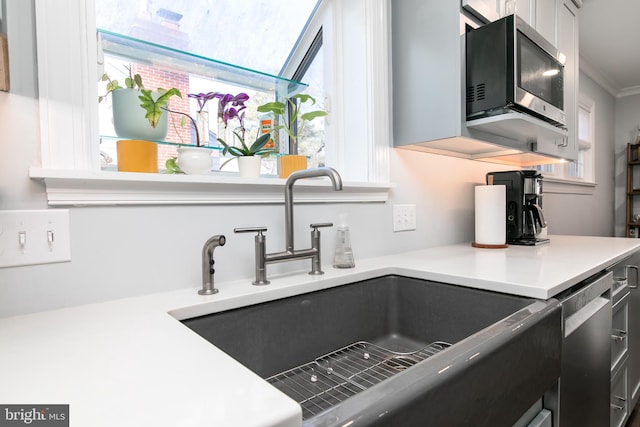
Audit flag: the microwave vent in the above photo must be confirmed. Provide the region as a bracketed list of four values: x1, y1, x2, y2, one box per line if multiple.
[466, 83, 486, 103]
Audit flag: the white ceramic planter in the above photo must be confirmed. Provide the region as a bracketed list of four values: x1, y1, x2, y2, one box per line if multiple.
[112, 89, 168, 141]
[176, 146, 212, 175]
[238, 156, 262, 178]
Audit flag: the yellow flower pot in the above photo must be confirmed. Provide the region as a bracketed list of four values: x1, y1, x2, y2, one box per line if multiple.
[278, 155, 307, 179]
[116, 139, 158, 173]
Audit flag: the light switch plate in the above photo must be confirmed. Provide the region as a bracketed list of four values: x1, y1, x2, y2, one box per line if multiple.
[393, 204, 417, 232]
[0, 209, 71, 268]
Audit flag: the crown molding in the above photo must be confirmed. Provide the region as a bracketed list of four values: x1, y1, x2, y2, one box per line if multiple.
[579, 55, 620, 97]
[617, 85, 640, 99]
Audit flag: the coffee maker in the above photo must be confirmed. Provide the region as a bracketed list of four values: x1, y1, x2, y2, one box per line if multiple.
[486, 170, 549, 246]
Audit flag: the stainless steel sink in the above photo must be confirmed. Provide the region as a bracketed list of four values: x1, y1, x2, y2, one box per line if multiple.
[183, 275, 561, 427]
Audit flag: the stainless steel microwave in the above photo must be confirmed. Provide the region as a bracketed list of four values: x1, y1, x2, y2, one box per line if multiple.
[465, 14, 566, 129]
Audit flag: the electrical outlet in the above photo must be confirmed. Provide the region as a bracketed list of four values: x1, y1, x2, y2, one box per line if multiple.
[0, 210, 71, 268]
[393, 204, 416, 232]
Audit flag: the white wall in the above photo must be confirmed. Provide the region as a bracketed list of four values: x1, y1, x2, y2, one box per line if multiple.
[543, 72, 616, 237]
[614, 92, 640, 236]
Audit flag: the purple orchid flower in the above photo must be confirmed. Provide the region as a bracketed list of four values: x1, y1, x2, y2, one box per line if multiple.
[213, 92, 252, 145]
[218, 92, 249, 128]
[188, 92, 222, 111]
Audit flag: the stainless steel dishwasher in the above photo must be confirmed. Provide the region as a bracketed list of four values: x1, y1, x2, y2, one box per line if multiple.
[556, 271, 613, 427]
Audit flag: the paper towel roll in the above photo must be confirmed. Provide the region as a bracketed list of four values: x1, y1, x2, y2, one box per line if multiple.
[474, 185, 506, 247]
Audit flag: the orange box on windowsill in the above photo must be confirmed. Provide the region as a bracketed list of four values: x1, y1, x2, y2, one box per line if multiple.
[117, 139, 158, 173]
[278, 155, 307, 178]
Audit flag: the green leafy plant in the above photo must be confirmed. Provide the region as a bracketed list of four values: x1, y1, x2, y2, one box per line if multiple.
[215, 92, 277, 170]
[219, 132, 273, 157]
[139, 88, 182, 128]
[98, 66, 182, 129]
[165, 157, 183, 174]
[97, 66, 143, 103]
[257, 93, 328, 148]
[217, 131, 274, 171]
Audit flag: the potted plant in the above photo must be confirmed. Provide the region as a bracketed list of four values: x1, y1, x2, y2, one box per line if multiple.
[99, 67, 181, 141]
[216, 92, 276, 178]
[99, 68, 181, 173]
[162, 102, 214, 175]
[257, 93, 327, 178]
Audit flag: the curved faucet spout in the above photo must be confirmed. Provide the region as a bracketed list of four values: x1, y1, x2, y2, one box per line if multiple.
[284, 167, 343, 253]
[286, 167, 343, 191]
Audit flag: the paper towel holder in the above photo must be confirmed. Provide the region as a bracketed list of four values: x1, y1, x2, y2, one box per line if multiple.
[472, 182, 508, 249]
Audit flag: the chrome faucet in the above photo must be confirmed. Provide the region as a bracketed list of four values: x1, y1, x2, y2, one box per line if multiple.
[235, 167, 343, 285]
[199, 234, 226, 295]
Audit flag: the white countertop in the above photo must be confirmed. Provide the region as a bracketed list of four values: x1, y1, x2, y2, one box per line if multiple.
[1, 235, 639, 426]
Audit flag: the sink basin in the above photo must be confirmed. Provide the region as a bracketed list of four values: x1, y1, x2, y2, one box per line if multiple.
[183, 275, 561, 426]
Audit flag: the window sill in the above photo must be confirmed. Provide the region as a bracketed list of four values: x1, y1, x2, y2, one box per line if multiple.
[543, 177, 596, 195]
[29, 168, 394, 206]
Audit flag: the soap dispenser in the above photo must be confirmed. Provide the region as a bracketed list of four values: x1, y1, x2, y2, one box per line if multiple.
[333, 213, 355, 268]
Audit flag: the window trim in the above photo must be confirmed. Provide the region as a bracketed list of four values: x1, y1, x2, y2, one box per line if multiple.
[288, 28, 323, 154]
[536, 95, 596, 194]
[30, 0, 392, 206]
[291, 28, 323, 83]
[35, 0, 98, 171]
[29, 167, 393, 206]
[542, 177, 596, 195]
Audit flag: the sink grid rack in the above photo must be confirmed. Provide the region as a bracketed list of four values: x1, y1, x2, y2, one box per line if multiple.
[266, 340, 451, 420]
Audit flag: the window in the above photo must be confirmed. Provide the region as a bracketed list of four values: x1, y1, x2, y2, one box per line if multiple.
[96, 0, 322, 174]
[537, 96, 595, 188]
[95, 1, 320, 77]
[572, 101, 595, 181]
[30, 0, 392, 205]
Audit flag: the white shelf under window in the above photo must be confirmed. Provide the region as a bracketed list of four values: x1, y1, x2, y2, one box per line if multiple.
[29, 168, 394, 206]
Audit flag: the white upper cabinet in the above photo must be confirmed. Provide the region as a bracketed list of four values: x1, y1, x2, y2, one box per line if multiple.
[516, 0, 535, 26]
[535, 0, 558, 45]
[390, 0, 579, 165]
[532, 0, 579, 160]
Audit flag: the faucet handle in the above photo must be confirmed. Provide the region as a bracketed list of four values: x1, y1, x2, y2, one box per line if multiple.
[234, 227, 270, 286]
[234, 227, 267, 235]
[310, 222, 333, 230]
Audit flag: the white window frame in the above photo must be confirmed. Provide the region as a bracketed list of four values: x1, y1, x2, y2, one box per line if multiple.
[29, 0, 393, 206]
[541, 95, 596, 195]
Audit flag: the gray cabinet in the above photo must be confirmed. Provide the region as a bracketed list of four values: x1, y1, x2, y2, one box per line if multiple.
[610, 281, 629, 427]
[627, 256, 640, 408]
[608, 253, 640, 427]
[611, 364, 629, 427]
[392, 1, 463, 146]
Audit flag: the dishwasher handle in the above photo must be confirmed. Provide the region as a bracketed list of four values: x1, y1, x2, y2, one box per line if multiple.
[562, 272, 612, 338]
